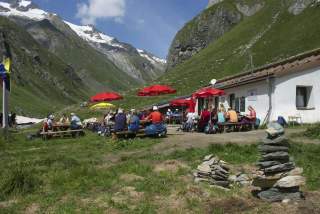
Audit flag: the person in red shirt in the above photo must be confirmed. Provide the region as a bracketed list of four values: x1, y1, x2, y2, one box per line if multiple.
[147, 106, 163, 124]
[198, 108, 211, 132]
[145, 106, 167, 137]
[246, 105, 256, 121]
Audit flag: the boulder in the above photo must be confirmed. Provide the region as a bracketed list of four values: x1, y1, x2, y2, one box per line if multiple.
[252, 175, 281, 189]
[258, 145, 289, 153]
[261, 152, 289, 162]
[258, 188, 303, 202]
[257, 161, 282, 169]
[262, 136, 289, 146]
[264, 162, 295, 174]
[274, 176, 306, 188]
[265, 122, 285, 138]
[287, 167, 303, 176]
[197, 163, 211, 174]
[203, 154, 214, 161]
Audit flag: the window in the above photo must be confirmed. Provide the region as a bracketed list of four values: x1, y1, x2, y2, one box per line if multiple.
[214, 97, 219, 109]
[229, 94, 235, 109]
[240, 97, 246, 112]
[234, 96, 246, 112]
[235, 97, 240, 112]
[296, 86, 313, 109]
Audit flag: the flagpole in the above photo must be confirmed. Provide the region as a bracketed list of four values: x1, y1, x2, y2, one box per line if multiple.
[2, 77, 8, 138]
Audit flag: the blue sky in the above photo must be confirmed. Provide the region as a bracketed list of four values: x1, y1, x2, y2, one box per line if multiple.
[32, 0, 208, 58]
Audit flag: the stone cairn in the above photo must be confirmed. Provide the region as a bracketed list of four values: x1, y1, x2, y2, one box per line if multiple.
[253, 123, 305, 202]
[193, 154, 230, 188]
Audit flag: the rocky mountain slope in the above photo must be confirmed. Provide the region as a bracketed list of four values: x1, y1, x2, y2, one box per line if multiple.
[166, 0, 265, 69]
[0, 0, 166, 83]
[0, 0, 166, 115]
[0, 16, 88, 115]
[116, 0, 320, 109]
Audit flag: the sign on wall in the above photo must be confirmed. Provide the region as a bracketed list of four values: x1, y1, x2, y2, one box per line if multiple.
[247, 89, 258, 101]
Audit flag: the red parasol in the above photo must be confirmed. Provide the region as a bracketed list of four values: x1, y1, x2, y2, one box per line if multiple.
[170, 98, 196, 113]
[138, 84, 176, 96]
[90, 92, 123, 102]
[170, 98, 192, 107]
[192, 87, 225, 98]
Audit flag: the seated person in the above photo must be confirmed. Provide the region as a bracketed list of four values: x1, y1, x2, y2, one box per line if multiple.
[70, 113, 82, 130]
[185, 112, 195, 131]
[114, 109, 127, 132]
[217, 108, 226, 123]
[145, 106, 167, 136]
[47, 115, 55, 130]
[198, 108, 210, 132]
[226, 108, 238, 123]
[166, 109, 172, 123]
[211, 107, 218, 124]
[246, 105, 256, 122]
[42, 118, 49, 132]
[59, 113, 70, 124]
[104, 112, 115, 126]
[128, 110, 140, 132]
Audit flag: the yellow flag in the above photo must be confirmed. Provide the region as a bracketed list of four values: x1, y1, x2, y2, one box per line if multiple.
[3, 58, 11, 73]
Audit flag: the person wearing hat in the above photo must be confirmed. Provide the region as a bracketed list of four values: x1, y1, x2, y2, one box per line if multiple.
[114, 108, 127, 132]
[128, 109, 140, 133]
[146, 106, 163, 124]
[70, 113, 82, 130]
[47, 114, 55, 130]
[145, 106, 167, 137]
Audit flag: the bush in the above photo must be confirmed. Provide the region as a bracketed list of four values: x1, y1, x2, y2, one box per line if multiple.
[303, 123, 320, 139]
[0, 162, 41, 200]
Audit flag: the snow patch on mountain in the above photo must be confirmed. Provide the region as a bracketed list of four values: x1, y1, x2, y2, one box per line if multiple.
[64, 21, 123, 48]
[137, 49, 166, 64]
[0, 0, 48, 20]
[19, 0, 31, 7]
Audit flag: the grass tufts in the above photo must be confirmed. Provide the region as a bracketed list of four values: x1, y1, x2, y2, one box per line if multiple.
[0, 162, 41, 200]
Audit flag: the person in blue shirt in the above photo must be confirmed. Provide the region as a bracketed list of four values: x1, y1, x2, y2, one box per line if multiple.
[70, 113, 82, 130]
[114, 108, 127, 132]
[128, 109, 140, 132]
[217, 108, 226, 124]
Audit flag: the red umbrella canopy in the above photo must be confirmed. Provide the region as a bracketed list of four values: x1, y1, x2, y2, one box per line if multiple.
[138, 84, 176, 96]
[170, 98, 196, 112]
[192, 87, 225, 98]
[170, 98, 192, 107]
[90, 92, 123, 102]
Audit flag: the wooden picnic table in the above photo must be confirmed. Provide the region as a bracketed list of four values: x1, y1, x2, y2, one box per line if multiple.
[53, 123, 70, 131]
[41, 123, 84, 140]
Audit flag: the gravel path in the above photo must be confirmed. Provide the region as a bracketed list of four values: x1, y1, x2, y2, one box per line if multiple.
[104, 126, 310, 163]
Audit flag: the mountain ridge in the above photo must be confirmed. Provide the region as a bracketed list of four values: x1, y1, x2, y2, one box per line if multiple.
[0, 0, 166, 83]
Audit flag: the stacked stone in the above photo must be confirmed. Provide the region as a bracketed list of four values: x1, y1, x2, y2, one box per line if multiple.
[194, 154, 230, 188]
[253, 124, 305, 202]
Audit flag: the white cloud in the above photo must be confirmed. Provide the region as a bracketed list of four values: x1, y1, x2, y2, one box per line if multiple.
[76, 0, 126, 25]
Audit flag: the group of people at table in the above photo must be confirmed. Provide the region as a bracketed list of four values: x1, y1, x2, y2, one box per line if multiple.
[41, 104, 257, 138]
[42, 113, 82, 132]
[178, 104, 258, 133]
[96, 106, 167, 137]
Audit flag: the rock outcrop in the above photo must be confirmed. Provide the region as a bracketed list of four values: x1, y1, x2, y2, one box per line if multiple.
[166, 0, 266, 70]
[253, 123, 305, 202]
[194, 155, 231, 188]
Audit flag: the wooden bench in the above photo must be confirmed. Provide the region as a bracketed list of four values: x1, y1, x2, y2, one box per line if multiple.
[40, 129, 84, 140]
[113, 129, 145, 139]
[217, 122, 253, 133]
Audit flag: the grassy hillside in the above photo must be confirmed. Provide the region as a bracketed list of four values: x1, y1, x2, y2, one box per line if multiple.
[0, 17, 90, 116]
[25, 18, 140, 92]
[0, 17, 141, 116]
[113, 0, 320, 110]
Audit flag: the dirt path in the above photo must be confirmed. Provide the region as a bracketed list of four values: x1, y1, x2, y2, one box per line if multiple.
[104, 126, 310, 163]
